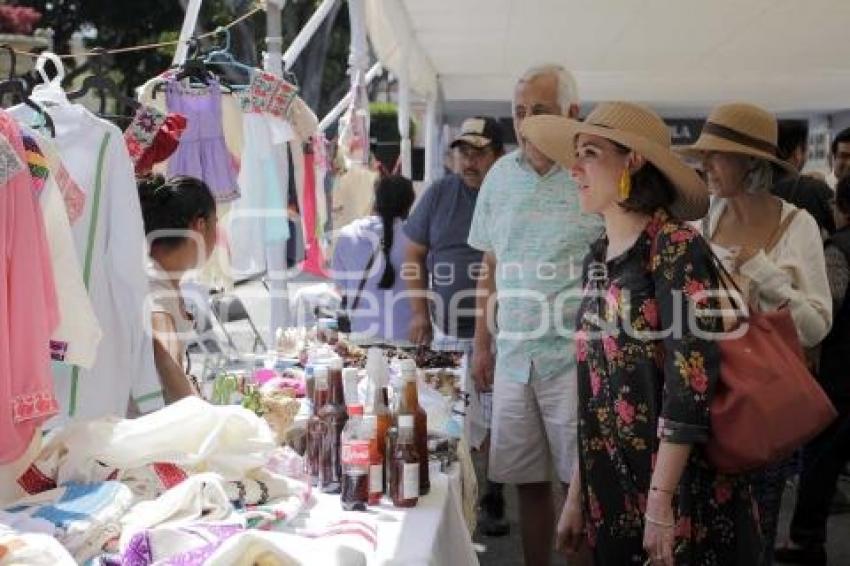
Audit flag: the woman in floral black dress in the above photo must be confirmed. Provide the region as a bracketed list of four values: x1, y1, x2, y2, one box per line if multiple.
[522, 103, 761, 565]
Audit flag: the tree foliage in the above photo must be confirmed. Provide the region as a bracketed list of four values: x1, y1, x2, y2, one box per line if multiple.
[13, 0, 354, 116]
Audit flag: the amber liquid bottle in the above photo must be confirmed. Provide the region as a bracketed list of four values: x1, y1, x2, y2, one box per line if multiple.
[368, 380, 391, 493]
[397, 359, 429, 495]
[319, 357, 348, 493]
[306, 365, 329, 486]
[390, 415, 419, 508]
[364, 414, 383, 505]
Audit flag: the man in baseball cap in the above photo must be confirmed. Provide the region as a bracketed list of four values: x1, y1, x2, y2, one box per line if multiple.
[449, 117, 505, 189]
[403, 116, 508, 535]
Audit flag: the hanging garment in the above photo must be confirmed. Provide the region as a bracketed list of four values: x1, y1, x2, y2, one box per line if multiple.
[36, 135, 86, 225]
[137, 73, 245, 178]
[0, 113, 60, 464]
[8, 103, 155, 426]
[330, 165, 378, 239]
[313, 133, 330, 240]
[300, 146, 327, 277]
[165, 80, 240, 202]
[124, 105, 187, 176]
[228, 110, 293, 279]
[23, 132, 102, 369]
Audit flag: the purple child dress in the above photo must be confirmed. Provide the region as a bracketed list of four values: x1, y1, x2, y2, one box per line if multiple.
[165, 80, 240, 202]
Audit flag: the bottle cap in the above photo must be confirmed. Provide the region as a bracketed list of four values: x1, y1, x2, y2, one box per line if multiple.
[398, 414, 414, 428]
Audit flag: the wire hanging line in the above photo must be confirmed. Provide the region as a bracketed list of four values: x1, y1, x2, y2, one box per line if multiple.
[9, 2, 264, 60]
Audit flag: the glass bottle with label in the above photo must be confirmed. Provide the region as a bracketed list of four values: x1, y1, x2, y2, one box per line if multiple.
[364, 414, 383, 505]
[341, 405, 369, 511]
[367, 369, 391, 494]
[319, 357, 348, 493]
[390, 414, 419, 508]
[306, 365, 328, 486]
[396, 359, 430, 495]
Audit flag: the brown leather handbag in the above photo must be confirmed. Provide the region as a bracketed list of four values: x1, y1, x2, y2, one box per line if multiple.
[703, 211, 837, 473]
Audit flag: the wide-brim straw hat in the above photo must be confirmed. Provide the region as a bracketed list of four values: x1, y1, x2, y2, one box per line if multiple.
[520, 102, 709, 221]
[677, 102, 796, 173]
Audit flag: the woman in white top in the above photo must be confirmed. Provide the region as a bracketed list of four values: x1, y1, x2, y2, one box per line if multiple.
[139, 176, 217, 403]
[682, 103, 832, 566]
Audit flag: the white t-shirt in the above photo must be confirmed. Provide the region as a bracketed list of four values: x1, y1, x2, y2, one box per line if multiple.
[147, 263, 196, 370]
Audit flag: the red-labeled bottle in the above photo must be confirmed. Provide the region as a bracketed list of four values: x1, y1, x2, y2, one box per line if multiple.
[390, 414, 419, 508]
[341, 405, 369, 511]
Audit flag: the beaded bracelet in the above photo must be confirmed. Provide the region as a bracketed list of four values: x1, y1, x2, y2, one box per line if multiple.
[650, 485, 676, 496]
[644, 514, 675, 529]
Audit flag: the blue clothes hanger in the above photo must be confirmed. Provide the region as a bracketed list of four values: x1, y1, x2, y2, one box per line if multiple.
[203, 27, 252, 88]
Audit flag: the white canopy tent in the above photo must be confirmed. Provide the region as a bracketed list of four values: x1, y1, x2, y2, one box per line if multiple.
[366, 0, 850, 180]
[367, 0, 850, 115]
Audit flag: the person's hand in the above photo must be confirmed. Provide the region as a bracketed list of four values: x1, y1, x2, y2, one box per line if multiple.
[408, 312, 433, 346]
[555, 499, 585, 556]
[643, 493, 676, 566]
[471, 345, 495, 393]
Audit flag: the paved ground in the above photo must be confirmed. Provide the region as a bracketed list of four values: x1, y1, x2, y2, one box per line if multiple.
[470, 448, 850, 566]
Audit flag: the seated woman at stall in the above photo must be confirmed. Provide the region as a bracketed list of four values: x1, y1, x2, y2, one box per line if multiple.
[139, 175, 217, 403]
[331, 174, 415, 343]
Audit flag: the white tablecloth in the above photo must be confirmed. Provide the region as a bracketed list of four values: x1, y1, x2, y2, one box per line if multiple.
[296, 466, 479, 566]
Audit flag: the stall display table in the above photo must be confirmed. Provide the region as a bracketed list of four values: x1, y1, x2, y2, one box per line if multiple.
[296, 466, 479, 566]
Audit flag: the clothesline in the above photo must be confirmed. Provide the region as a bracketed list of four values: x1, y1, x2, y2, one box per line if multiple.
[10, 2, 264, 60]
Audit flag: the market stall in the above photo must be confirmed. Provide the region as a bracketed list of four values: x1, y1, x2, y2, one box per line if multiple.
[0, 0, 482, 563]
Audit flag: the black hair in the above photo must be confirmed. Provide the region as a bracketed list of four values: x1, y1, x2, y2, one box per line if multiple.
[138, 175, 216, 251]
[836, 175, 850, 216]
[777, 120, 809, 161]
[831, 127, 850, 157]
[374, 175, 415, 289]
[611, 141, 677, 216]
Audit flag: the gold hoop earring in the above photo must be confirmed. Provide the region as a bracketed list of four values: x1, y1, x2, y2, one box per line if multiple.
[619, 169, 631, 200]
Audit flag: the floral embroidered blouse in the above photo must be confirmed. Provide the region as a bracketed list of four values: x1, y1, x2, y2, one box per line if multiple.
[575, 209, 761, 565]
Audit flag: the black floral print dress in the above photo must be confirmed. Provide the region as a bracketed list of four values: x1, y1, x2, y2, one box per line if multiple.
[575, 209, 762, 565]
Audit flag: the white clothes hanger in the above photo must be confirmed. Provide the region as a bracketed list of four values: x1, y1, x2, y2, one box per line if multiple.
[30, 51, 70, 107]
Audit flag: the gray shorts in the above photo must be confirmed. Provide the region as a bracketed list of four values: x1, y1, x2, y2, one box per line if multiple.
[488, 365, 577, 485]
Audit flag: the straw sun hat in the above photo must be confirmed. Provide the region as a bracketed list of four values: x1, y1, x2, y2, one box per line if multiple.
[677, 102, 796, 173]
[520, 102, 709, 221]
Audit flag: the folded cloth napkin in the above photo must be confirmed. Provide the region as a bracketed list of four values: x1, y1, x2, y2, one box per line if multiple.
[206, 530, 367, 566]
[119, 473, 236, 548]
[102, 521, 244, 566]
[0, 523, 76, 566]
[3, 481, 133, 563]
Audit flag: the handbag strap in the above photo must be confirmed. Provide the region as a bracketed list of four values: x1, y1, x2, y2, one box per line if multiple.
[764, 208, 800, 254]
[347, 246, 379, 312]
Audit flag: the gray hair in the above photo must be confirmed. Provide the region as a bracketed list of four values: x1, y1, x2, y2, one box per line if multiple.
[743, 157, 775, 194]
[515, 64, 579, 114]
